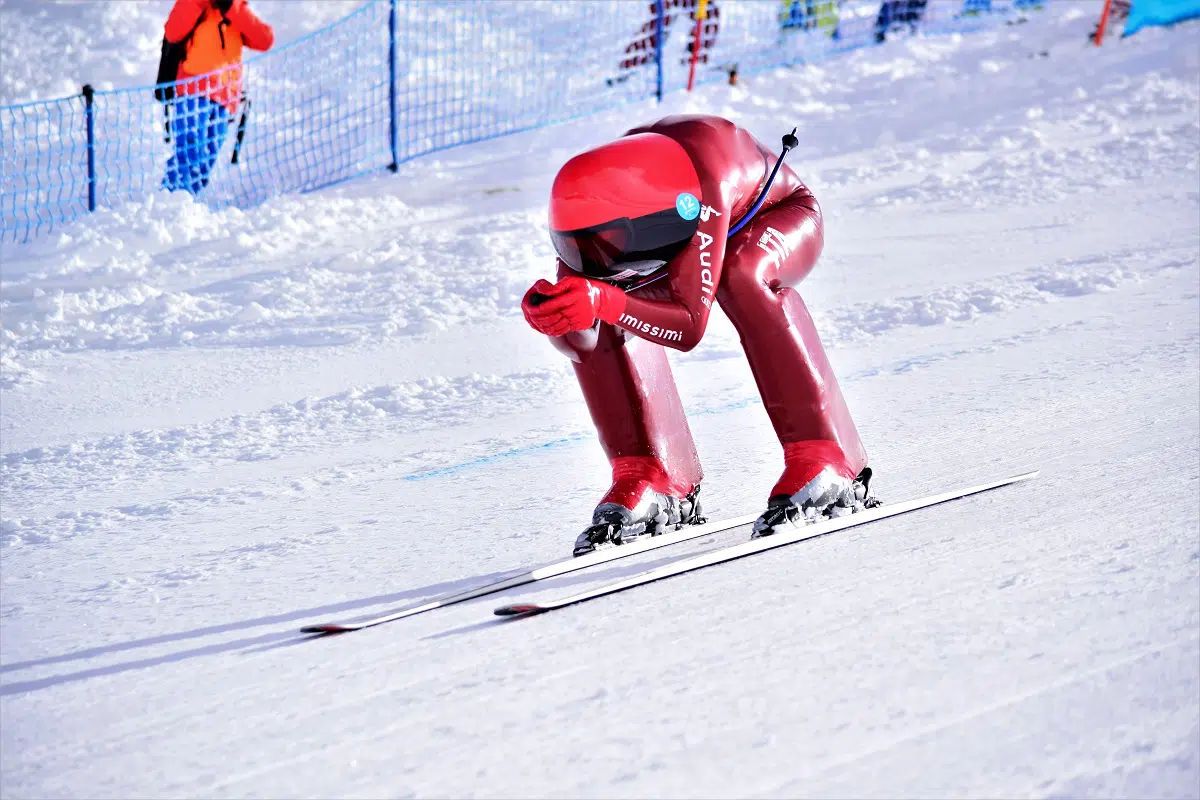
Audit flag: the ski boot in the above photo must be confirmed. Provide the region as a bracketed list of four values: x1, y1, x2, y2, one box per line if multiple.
[751, 467, 878, 538]
[573, 483, 705, 557]
[751, 441, 879, 539]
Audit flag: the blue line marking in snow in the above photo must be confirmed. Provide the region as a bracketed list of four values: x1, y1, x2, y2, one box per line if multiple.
[400, 396, 766, 482]
[401, 436, 583, 481]
[401, 355, 944, 482]
[399, 324, 1058, 482]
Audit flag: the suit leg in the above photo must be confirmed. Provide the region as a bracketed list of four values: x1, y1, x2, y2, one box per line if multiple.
[716, 190, 867, 496]
[549, 322, 703, 507]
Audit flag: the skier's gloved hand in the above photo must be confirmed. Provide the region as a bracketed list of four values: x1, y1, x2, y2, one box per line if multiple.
[521, 276, 626, 337]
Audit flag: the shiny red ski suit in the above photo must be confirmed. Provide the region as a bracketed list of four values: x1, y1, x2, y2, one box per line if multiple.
[548, 115, 866, 507]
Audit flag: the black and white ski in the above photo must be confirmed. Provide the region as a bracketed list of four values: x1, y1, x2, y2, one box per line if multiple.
[494, 470, 1039, 617]
[300, 511, 759, 633]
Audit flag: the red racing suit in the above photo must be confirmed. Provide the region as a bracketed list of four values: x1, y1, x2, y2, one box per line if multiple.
[544, 114, 867, 508]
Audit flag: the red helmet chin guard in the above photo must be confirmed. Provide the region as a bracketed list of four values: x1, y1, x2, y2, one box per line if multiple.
[548, 133, 703, 284]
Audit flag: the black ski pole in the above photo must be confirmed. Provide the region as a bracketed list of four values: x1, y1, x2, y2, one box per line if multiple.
[231, 97, 250, 165]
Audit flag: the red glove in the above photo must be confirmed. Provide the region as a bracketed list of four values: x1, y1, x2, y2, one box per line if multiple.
[522, 276, 627, 337]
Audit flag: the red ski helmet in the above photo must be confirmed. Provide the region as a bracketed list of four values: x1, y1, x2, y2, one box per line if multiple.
[548, 133, 703, 284]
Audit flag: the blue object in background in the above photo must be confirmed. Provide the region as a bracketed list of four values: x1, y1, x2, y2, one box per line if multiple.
[163, 96, 231, 195]
[1126, 0, 1200, 35]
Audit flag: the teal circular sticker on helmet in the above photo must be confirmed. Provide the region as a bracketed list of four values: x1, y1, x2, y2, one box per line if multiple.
[676, 192, 700, 221]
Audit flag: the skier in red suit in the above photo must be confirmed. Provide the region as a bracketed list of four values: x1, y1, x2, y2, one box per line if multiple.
[522, 114, 874, 556]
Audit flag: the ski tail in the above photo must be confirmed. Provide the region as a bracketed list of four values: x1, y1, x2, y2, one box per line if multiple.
[494, 604, 546, 617]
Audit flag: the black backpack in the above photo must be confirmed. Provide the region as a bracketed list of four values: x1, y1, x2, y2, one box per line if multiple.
[155, 5, 218, 104]
[154, 35, 191, 102]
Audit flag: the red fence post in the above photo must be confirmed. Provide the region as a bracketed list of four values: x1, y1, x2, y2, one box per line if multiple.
[1094, 0, 1115, 45]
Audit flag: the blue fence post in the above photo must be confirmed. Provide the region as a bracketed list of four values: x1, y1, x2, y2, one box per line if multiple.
[81, 84, 96, 212]
[388, 0, 399, 172]
[654, 0, 665, 102]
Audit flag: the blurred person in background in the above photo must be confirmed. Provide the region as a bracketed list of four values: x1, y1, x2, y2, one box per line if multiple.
[161, 0, 274, 194]
[874, 0, 927, 41]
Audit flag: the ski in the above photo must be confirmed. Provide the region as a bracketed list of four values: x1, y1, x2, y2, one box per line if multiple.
[494, 470, 1039, 617]
[300, 511, 760, 633]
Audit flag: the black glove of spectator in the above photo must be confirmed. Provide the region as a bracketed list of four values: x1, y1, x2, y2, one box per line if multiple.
[213, 0, 234, 13]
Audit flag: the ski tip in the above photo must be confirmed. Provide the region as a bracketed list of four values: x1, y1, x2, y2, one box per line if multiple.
[1006, 469, 1040, 485]
[494, 604, 545, 617]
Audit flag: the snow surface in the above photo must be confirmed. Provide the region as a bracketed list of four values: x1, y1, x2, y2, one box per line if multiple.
[2, 3, 1199, 798]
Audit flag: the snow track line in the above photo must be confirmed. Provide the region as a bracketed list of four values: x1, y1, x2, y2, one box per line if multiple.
[763, 635, 1200, 795]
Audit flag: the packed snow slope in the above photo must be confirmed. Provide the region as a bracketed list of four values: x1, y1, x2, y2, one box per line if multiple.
[2, 4, 1199, 798]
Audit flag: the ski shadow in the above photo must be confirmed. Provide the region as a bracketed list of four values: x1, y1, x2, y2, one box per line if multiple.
[0, 539, 732, 697]
[0, 630, 299, 696]
[0, 567, 524, 697]
[420, 539, 731, 642]
[246, 544, 719, 650]
[422, 615, 524, 641]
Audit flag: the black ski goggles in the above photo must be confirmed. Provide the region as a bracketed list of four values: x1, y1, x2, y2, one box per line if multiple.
[551, 208, 699, 282]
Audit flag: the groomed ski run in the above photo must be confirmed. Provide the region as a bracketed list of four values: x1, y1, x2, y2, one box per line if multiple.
[2, 3, 1197, 798]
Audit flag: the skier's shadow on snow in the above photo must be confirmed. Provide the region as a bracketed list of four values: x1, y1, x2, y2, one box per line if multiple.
[249, 545, 711, 650]
[0, 547, 713, 696]
[421, 545, 722, 642]
[423, 615, 523, 641]
[0, 569, 522, 697]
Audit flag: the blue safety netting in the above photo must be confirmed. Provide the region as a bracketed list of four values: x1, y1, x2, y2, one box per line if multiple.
[0, 0, 1043, 244]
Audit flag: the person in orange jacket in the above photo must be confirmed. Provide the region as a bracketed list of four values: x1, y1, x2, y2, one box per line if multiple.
[162, 0, 274, 194]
